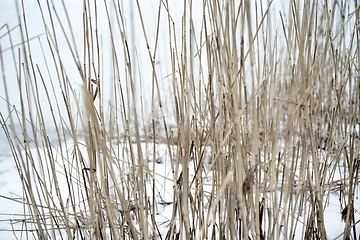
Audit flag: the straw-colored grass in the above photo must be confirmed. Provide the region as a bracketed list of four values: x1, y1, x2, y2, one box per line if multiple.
[0, 0, 359, 239]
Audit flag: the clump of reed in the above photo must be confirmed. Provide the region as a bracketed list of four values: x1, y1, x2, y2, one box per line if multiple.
[0, 0, 359, 239]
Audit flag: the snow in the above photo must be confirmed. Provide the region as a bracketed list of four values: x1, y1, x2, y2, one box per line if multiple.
[0, 135, 358, 239]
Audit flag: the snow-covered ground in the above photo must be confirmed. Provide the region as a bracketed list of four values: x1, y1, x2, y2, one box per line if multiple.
[0, 133, 359, 239]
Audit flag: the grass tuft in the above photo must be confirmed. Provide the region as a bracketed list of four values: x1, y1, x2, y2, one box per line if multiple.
[0, 0, 359, 239]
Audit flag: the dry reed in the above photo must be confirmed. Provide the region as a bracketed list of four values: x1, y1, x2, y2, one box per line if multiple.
[0, 0, 359, 239]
